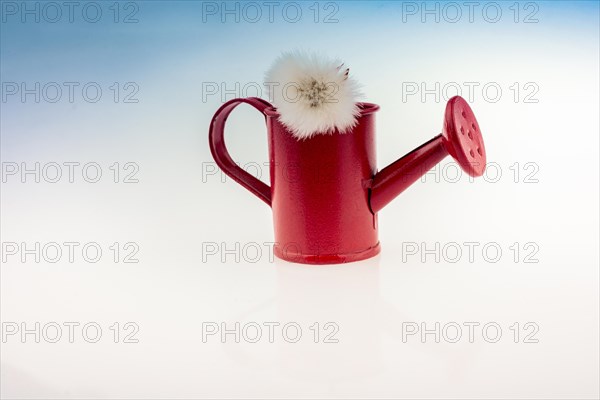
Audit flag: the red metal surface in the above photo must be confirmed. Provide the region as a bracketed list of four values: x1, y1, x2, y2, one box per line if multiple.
[369, 96, 486, 213]
[369, 134, 447, 213]
[442, 95, 487, 177]
[208, 95, 486, 264]
[209, 97, 273, 206]
[265, 103, 381, 264]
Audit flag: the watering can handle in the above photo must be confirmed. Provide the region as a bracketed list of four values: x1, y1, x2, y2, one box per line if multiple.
[208, 97, 273, 207]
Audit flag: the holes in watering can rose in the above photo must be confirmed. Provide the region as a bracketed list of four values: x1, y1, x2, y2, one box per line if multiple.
[461, 110, 466, 118]
[477, 147, 482, 156]
[468, 131, 473, 140]
[470, 149, 475, 158]
[471, 123, 476, 130]
[460, 126, 465, 135]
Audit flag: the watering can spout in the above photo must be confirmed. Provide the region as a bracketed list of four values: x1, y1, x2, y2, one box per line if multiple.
[369, 96, 487, 214]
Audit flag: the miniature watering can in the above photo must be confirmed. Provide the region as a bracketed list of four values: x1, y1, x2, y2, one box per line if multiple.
[208, 95, 486, 264]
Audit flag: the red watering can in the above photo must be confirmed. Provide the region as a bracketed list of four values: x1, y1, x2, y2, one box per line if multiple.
[209, 95, 486, 264]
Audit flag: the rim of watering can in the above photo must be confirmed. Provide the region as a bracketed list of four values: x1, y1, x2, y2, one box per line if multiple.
[264, 102, 380, 117]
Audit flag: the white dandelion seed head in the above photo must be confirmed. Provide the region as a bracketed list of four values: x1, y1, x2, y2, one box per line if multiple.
[265, 50, 361, 140]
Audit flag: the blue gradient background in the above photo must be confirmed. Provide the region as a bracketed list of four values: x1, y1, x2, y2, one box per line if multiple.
[1, 1, 599, 399]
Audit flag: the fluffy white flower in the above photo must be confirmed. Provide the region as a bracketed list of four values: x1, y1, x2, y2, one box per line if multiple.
[265, 51, 361, 140]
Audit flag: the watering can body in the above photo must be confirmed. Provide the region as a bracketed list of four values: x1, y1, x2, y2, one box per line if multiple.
[266, 103, 381, 264]
[209, 96, 486, 264]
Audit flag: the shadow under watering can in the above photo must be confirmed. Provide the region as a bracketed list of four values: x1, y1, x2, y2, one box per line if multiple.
[209, 96, 486, 264]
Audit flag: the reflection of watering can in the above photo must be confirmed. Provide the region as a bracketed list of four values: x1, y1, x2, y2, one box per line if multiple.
[222, 260, 476, 384]
[209, 96, 486, 264]
[222, 259, 383, 383]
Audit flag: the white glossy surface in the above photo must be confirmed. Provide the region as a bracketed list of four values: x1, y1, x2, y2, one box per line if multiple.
[1, 2, 598, 398]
